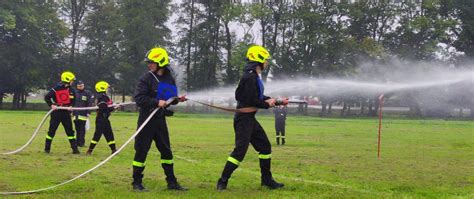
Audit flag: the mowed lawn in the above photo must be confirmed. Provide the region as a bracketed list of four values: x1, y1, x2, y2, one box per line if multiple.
[0, 110, 472, 198]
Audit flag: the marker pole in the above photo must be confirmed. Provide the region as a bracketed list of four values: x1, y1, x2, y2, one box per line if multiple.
[378, 94, 384, 159]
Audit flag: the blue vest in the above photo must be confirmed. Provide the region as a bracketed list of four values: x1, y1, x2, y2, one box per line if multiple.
[156, 82, 177, 101]
[257, 76, 264, 100]
[149, 71, 178, 101]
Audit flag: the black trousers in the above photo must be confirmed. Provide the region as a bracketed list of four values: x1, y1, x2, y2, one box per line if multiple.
[275, 121, 285, 136]
[220, 112, 273, 181]
[74, 118, 86, 146]
[45, 110, 77, 150]
[230, 113, 271, 161]
[90, 117, 115, 147]
[132, 113, 175, 184]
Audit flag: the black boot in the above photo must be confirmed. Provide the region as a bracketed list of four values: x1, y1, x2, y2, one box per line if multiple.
[216, 177, 228, 190]
[217, 160, 238, 190]
[276, 137, 280, 145]
[109, 144, 117, 154]
[162, 164, 187, 191]
[69, 139, 80, 154]
[86, 143, 96, 155]
[260, 158, 272, 180]
[259, 158, 283, 189]
[44, 139, 52, 153]
[261, 178, 284, 189]
[72, 148, 80, 154]
[282, 138, 285, 145]
[221, 161, 238, 180]
[132, 166, 148, 192]
[132, 183, 148, 192]
[166, 177, 187, 191]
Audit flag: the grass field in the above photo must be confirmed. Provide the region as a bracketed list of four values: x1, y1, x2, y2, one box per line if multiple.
[0, 110, 473, 198]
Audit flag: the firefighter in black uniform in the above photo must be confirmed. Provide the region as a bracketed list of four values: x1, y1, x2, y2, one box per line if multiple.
[131, 47, 187, 192]
[273, 105, 287, 145]
[44, 71, 80, 154]
[216, 45, 288, 190]
[86, 81, 118, 155]
[73, 80, 93, 147]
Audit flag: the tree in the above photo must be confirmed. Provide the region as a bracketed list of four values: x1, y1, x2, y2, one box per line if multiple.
[79, 1, 122, 96]
[175, 1, 223, 91]
[116, 0, 171, 97]
[175, 0, 197, 91]
[384, 1, 457, 61]
[248, 2, 273, 81]
[221, 2, 245, 86]
[0, 1, 67, 109]
[60, 0, 87, 67]
[453, 0, 474, 58]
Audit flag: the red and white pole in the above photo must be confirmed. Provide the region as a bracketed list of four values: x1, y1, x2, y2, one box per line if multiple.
[377, 94, 385, 159]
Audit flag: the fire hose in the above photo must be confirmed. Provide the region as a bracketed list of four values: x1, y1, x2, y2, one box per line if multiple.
[185, 98, 306, 113]
[0, 97, 296, 194]
[1, 102, 135, 155]
[0, 99, 176, 195]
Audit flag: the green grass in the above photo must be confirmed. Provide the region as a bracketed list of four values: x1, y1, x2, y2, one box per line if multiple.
[0, 111, 473, 198]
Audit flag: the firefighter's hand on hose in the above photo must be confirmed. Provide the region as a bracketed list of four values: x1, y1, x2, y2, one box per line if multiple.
[158, 100, 167, 108]
[265, 98, 277, 107]
[51, 105, 57, 110]
[178, 95, 187, 102]
[276, 98, 289, 106]
[67, 106, 73, 111]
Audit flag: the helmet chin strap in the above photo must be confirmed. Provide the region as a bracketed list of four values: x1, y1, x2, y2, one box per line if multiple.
[257, 63, 269, 75]
[157, 67, 165, 75]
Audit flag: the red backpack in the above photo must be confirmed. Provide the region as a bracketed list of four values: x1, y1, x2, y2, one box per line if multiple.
[54, 88, 71, 106]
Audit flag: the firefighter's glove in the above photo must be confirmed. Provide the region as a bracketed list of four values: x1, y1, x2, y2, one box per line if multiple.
[275, 98, 289, 106]
[265, 98, 277, 107]
[178, 95, 187, 102]
[158, 100, 167, 108]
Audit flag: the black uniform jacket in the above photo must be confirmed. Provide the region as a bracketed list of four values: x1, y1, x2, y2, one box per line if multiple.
[73, 89, 93, 117]
[235, 62, 270, 109]
[96, 92, 114, 119]
[134, 68, 178, 117]
[44, 82, 76, 108]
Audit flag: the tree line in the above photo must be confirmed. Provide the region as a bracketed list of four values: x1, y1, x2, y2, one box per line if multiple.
[0, 0, 473, 113]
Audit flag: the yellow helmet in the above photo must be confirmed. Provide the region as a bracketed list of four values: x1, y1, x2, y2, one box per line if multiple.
[144, 47, 169, 67]
[95, 81, 110, 93]
[246, 45, 270, 63]
[61, 71, 76, 83]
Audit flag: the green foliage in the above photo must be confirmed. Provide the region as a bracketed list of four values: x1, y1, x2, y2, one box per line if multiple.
[382, 1, 457, 61]
[225, 41, 248, 85]
[0, 9, 16, 30]
[79, 2, 122, 88]
[0, 1, 67, 96]
[1, 1, 474, 107]
[453, 0, 474, 57]
[117, 0, 171, 96]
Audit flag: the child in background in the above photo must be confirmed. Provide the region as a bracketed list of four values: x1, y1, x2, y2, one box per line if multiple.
[86, 81, 119, 155]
